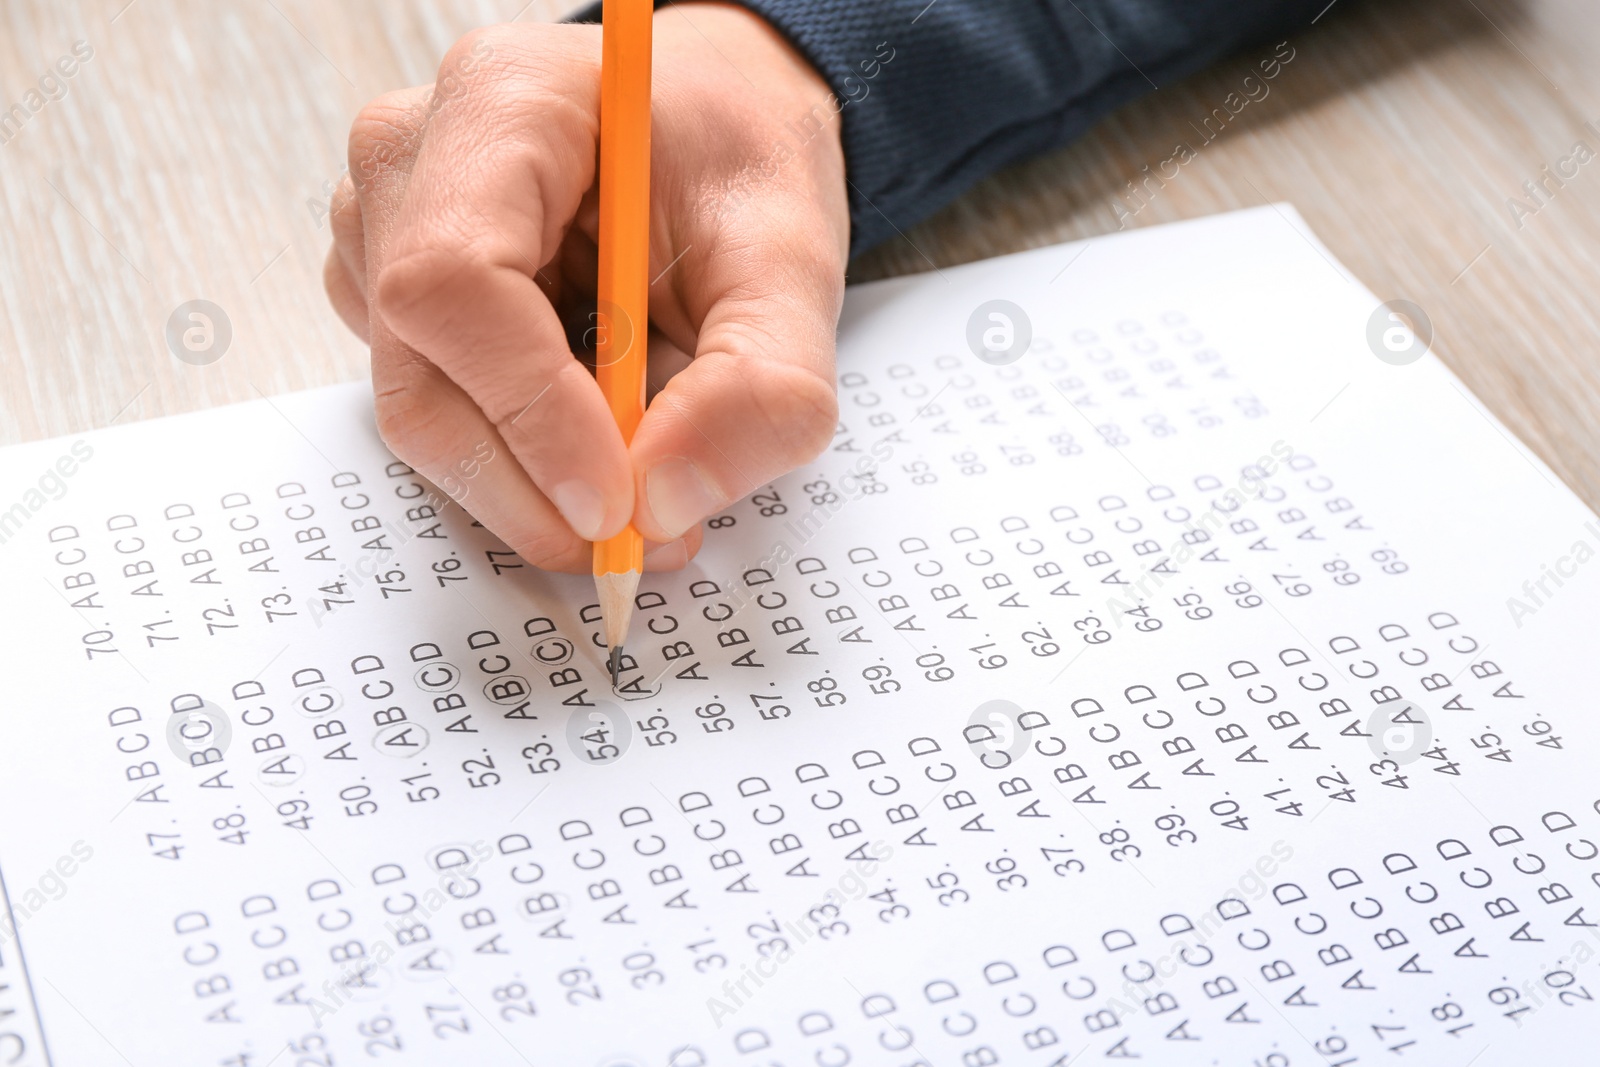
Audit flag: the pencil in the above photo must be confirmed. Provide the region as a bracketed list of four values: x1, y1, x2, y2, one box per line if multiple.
[593, 0, 652, 690]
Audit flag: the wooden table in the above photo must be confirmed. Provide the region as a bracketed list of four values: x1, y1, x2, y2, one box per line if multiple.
[4, 0, 1599, 507]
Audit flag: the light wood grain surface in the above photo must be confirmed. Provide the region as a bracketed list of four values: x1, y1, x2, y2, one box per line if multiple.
[3, 0, 1599, 508]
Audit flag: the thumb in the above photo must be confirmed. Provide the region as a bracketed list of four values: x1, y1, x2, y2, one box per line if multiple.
[629, 282, 842, 543]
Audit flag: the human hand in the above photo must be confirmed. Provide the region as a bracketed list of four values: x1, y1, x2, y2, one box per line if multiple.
[324, 2, 848, 572]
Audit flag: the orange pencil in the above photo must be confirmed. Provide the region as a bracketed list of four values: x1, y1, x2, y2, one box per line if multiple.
[593, 0, 651, 689]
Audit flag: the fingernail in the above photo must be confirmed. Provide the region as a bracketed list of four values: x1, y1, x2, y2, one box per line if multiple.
[646, 457, 726, 539]
[549, 479, 608, 541]
[643, 539, 690, 571]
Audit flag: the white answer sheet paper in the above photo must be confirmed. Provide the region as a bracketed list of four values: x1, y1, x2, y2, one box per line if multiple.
[3, 205, 1599, 1067]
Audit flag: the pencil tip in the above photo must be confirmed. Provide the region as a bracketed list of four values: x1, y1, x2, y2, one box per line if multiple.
[596, 569, 640, 681]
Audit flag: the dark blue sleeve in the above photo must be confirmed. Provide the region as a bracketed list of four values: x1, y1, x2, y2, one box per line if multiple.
[573, 0, 1334, 257]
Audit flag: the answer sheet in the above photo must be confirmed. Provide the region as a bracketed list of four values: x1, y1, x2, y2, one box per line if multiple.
[3, 206, 1598, 1067]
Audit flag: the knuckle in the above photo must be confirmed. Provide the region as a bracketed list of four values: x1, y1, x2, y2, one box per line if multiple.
[374, 246, 484, 348]
[437, 24, 599, 132]
[322, 247, 363, 309]
[329, 175, 361, 237]
[484, 360, 585, 442]
[346, 90, 424, 188]
[442, 25, 502, 77]
[762, 223, 848, 303]
[432, 28, 497, 108]
[372, 378, 457, 475]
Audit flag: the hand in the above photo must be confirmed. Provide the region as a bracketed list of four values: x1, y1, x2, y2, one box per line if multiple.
[324, 3, 848, 572]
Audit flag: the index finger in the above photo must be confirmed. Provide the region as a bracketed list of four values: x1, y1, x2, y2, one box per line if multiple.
[374, 25, 634, 545]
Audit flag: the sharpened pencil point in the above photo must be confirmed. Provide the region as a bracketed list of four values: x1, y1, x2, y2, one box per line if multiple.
[595, 568, 640, 689]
